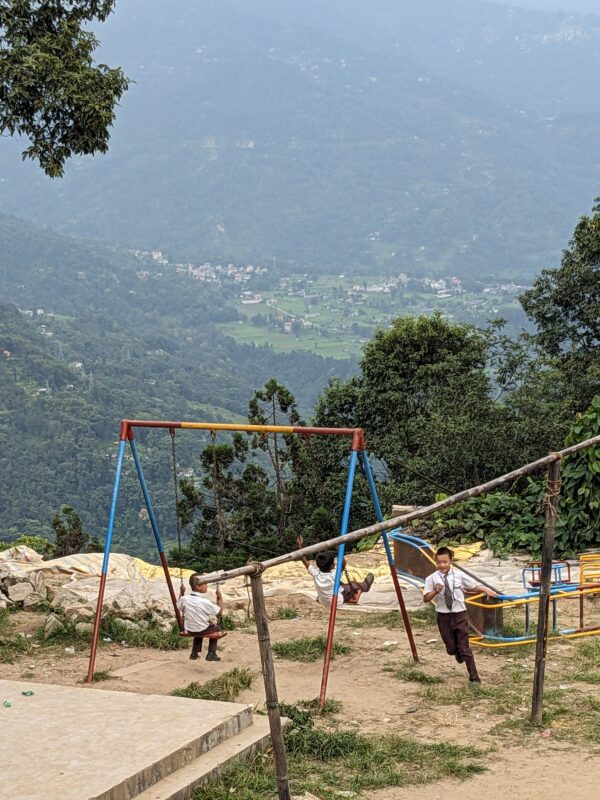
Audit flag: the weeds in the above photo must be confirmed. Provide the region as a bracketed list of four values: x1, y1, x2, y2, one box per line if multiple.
[274, 607, 299, 620]
[91, 670, 112, 682]
[0, 609, 32, 663]
[172, 667, 254, 703]
[296, 697, 343, 715]
[566, 638, 600, 684]
[388, 664, 443, 685]
[347, 606, 435, 630]
[272, 635, 351, 662]
[100, 615, 189, 650]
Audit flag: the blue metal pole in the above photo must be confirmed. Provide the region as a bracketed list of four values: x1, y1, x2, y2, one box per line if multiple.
[319, 449, 359, 706]
[101, 438, 126, 574]
[86, 438, 127, 682]
[332, 450, 359, 596]
[360, 450, 419, 661]
[129, 438, 166, 554]
[129, 437, 183, 629]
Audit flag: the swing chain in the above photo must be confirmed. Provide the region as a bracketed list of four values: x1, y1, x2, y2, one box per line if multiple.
[169, 427, 185, 595]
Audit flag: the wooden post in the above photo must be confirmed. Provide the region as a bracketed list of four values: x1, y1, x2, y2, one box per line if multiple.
[531, 457, 562, 726]
[250, 571, 291, 800]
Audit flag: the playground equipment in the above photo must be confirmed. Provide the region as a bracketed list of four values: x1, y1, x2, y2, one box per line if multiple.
[389, 530, 600, 647]
[85, 428, 598, 800]
[85, 419, 418, 686]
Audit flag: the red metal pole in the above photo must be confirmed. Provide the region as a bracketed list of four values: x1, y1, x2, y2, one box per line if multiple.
[160, 551, 184, 629]
[319, 595, 339, 707]
[389, 560, 419, 662]
[86, 572, 108, 683]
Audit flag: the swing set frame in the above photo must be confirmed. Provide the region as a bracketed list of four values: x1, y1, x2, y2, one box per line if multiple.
[85, 418, 419, 686]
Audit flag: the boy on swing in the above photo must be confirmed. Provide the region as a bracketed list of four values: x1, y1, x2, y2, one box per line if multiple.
[177, 573, 224, 662]
[296, 536, 375, 606]
[423, 547, 498, 684]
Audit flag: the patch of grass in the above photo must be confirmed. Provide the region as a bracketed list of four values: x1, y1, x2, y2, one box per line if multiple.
[272, 635, 351, 662]
[409, 605, 437, 625]
[192, 701, 485, 800]
[389, 664, 443, 685]
[91, 670, 112, 682]
[0, 608, 32, 663]
[296, 697, 343, 715]
[576, 639, 600, 663]
[566, 638, 600, 684]
[347, 611, 407, 629]
[172, 667, 254, 703]
[499, 662, 531, 684]
[419, 681, 528, 714]
[100, 615, 189, 650]
[220, 612, 249, 630]
[274, 606, 299, 620]
[38, 613, 189, 651]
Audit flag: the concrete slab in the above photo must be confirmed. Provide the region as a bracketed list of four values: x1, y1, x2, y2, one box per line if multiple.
[0, 680, 253, 800]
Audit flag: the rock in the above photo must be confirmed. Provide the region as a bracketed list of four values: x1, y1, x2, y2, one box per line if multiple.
[44, 614, 66, 640]
[114, 618, 141, 632]
[0, 545, 44, 564]
[75, 622, 94, 638]
[23, 592, 45, 610]
[7, 581, 35, 603]
[28, 570, 47, 599]
[62, 603, 95, 624]
[150, 611, 174, 632]
[0, 595, 12, 609]
[228, 608, 248, 624]
[1, 564, 30, 588]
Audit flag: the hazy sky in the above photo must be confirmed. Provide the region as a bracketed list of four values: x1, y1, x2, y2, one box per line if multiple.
[495, 0, 599, 12]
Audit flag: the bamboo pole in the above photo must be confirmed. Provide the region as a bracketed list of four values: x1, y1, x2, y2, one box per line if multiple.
[189, 435, 600, 587]
[531, 458, 562, 725]
[250, 572, 291, 800]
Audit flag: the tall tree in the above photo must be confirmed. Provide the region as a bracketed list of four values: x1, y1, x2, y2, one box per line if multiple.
[247, 379, 303, 537]
[0, 1, 128, 176]
[51, 504, 88, 557]
[520, 200, 600, 410]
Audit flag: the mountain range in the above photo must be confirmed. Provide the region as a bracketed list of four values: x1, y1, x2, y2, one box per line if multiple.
[0, 0, 599, 277]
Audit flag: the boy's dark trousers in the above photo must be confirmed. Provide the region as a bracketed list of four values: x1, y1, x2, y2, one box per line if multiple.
[190, 623, 222, 657]
[436, 611, 480, 681]
[341, 577, 372, 603]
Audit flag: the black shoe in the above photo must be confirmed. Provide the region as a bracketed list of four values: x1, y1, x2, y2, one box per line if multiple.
[189, 653, 199, 661]
[206, 653, 221, 662]
[455, 653, 464, 664]
[469, 678, 481, 685]
[364, 573, 375, 590]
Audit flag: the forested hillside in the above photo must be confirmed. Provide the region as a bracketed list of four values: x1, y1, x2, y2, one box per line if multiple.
[0, 214, 354, 554]
[0, 1, 598, 277]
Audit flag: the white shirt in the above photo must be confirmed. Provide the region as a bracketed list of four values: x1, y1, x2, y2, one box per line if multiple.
[424, 568, 478, 613]
[308, 565, 344, 606]
[177, 591, 220, 632]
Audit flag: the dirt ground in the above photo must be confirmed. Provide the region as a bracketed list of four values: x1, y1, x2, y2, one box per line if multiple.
[2, 595, 600, 799]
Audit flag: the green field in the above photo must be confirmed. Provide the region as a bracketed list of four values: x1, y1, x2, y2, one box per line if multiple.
[218, 274, 526, 360]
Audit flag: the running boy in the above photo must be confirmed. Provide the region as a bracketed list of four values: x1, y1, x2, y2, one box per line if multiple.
[295, 535, 374, 606]
[423, 547, 498, 683]
[177, 573, 224, 662]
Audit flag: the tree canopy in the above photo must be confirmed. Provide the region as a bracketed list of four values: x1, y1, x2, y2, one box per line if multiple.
[520, 200, 600, 409]
[0, 1, 128, 176]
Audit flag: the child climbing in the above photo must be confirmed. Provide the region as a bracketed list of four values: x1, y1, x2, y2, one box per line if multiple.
[295, 535, 375, 606]
[177, 573, 224, 662]
[423, 546, 499, 684]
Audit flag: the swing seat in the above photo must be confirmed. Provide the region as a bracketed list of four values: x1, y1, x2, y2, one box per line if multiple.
[179, 630, 228, 641]
[315, 591, 363, 606]
[345, 590, 362, 605]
